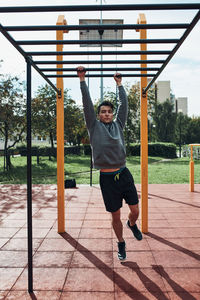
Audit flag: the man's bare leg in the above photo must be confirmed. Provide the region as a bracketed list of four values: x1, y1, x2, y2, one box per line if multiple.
[111, 209, 124, 242]
[111, 208, 126, 260]
[128, 203, 139, 226]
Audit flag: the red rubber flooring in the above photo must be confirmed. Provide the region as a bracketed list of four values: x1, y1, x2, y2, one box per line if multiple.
[0, 184, 200, 300]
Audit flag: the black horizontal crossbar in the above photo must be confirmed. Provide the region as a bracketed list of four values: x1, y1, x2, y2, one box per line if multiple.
[41, 67, 160, 72]
[4, 23, 189, 31]
[17, 38, 179, 45]
[1, 4, 200, 13]
[27, 50, 171, 56]
[35, 60, 165, 65]
[46, 73, 156, 78]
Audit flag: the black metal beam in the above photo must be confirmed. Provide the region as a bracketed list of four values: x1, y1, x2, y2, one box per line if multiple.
[17, 38, 179, 45]
[4, 23, 189, 31]
[0, 23, 59, 93]
[145, 9, 200, 92]
[27, 50, 171, 56]
[41, 67, 160, 72]
[1, 4, 200, 13]
[26, 59, 33, 294]
[34, 59, 165, 65]
[46, 73, 156, 78]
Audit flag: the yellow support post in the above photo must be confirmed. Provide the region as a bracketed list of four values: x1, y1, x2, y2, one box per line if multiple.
[189, 144, 200, 192]
[56, 15, 68, 233]
[190, 145, 194, 192]
[137, 14, 148, 233]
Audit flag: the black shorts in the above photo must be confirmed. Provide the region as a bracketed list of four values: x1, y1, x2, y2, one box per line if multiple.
[99, 167, 139, 212]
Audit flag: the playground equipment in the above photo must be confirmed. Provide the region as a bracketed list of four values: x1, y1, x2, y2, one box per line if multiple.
[189, 144, 200, 192]
[0, 3, 200, 293]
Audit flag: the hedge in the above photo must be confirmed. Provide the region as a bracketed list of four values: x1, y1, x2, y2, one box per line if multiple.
[128, 142, 177, 158]
[82, 142, 177, 158]
[15, 145, 82, 156]
[6, 142, 176, 158]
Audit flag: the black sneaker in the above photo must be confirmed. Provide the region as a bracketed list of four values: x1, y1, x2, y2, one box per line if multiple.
[117, 241, 126, 261]
[126, 220, 143, 240]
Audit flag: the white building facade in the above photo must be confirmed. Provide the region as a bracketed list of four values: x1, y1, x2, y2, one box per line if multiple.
[155, 81, 188, 115]
[176, 97, 188, 115]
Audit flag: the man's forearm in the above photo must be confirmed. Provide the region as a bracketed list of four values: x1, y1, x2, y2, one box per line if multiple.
[80, 81, 96, 130]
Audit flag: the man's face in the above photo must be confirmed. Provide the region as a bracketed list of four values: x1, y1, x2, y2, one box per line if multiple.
[98, 105, 114, 123]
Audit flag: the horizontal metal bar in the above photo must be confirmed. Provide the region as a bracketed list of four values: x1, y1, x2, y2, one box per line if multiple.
[46, 73, 156, 78]
[0, 23, 58, 93]
[17, 38, 179, 45]
[145, 9, 200, 93]
[41, 67, 160, 72]
[35, 59, 165, 65]
[4, 23, 189, 31]
[27, 50, 171, 56]
[1, 4, 200, 13]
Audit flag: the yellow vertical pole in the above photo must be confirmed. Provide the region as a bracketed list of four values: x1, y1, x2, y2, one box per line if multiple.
[190, 145, 194, 192]
[137, 14, 148, 233]
[56, 15, 67, 233]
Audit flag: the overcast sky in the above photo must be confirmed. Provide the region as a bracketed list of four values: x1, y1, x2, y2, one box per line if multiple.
[0, 0, 200, 116]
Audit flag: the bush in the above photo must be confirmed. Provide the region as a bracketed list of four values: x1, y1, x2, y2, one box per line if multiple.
[16, 144, 27, 156]
[14, 142, 177, 159]
[16, 145, 55, 156]
[15, 144, 82, 156]
[149, 143, 177, 158]
[128, 142, 177, 158]
[64, 146, 82, 155]
[83, 144, 91, 155]
[128, 144, 140, 156]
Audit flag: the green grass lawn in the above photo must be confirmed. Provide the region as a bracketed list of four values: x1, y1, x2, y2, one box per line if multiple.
[0, 155, 199, 185]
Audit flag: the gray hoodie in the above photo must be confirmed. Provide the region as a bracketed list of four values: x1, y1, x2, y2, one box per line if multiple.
[80, 81, 128, 169]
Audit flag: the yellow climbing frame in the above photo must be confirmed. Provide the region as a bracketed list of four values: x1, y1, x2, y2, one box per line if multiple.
[189, 144, 200, 192]
[56, 13, 149, 233]
[56, 15, 68, 233]
[137, 14, 148, 233]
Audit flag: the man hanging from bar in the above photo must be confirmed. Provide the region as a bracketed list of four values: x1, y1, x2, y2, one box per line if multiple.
[77, 66, 142, 261]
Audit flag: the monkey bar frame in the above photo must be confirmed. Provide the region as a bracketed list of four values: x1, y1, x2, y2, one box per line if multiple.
[0, 3, 200, 294]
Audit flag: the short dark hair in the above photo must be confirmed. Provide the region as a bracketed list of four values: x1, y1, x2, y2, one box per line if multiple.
[97, 101, 114, 114]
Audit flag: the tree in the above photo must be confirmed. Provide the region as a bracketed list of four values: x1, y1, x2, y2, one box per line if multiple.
[124, 83, 140, 152]
[32, 84, 57, 150]
[174, 112, 190, 157]
[152, 99, 177, 142]
[32, 84, 87, 149]
[64, 100, 87, 146]
[186, 116, 200, 144]
[124, 83, 156, 148]
[32, 85, 73, 150]
[0, 75, 26, 170]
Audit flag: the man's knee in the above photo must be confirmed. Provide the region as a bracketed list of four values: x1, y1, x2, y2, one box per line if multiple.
[111, 209, 121, 223]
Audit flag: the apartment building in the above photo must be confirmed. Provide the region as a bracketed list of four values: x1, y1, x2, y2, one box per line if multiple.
[155, 81, 188, 115]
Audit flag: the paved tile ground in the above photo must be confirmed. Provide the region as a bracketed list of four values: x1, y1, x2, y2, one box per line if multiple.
[0, 184, 200, 300]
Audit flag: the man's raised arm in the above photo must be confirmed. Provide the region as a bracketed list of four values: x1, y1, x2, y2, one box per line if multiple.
[114, 73, 128, 129]
[77, 66, 96, 130]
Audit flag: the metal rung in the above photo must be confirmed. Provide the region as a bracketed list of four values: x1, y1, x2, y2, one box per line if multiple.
[17, 38, 179, 45]
[1, 4, 200, 13]
[5, 23, 189, 31]
[41, 67, 160, 72]
[46, 73, 156, 78]
[27, 50, 171, 56]
[35, 59, 165, 65]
